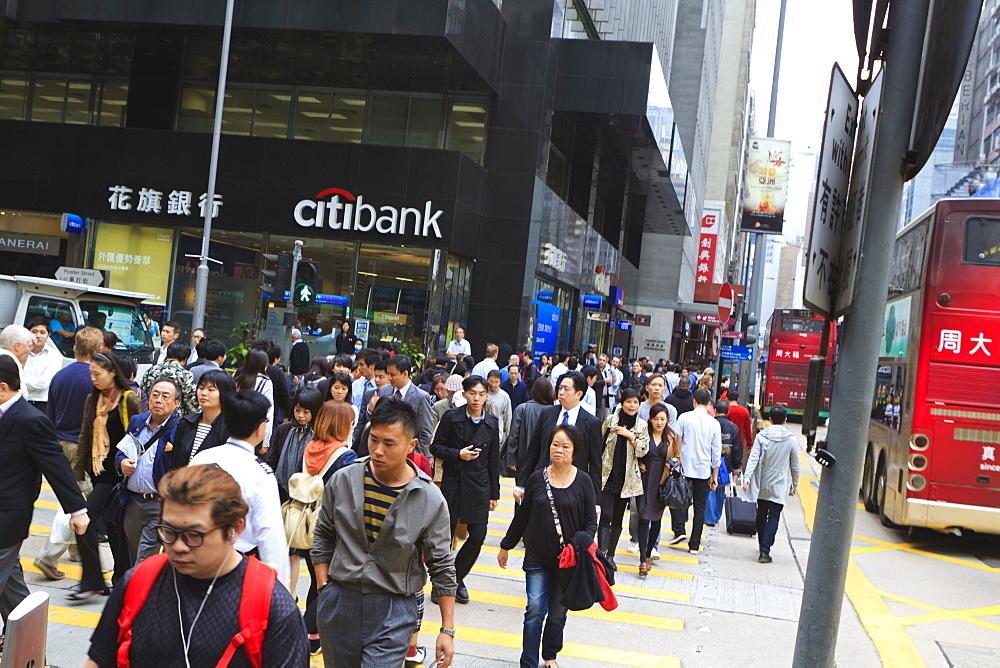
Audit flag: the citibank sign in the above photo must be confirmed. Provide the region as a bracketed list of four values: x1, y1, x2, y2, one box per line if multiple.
[294, 188, 443, 239]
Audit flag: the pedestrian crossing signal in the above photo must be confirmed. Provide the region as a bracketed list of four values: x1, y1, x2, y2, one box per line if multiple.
[294, 259, 320, 306]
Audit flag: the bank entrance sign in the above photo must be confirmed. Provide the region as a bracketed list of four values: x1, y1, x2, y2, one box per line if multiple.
[294, 188, 444, 239]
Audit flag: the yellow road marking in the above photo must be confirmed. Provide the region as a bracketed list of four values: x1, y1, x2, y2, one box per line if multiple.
[22, 557, 85, 581]
[876, 590, 1000, 633]
[468, 563, 690, 602]
[476, 544, 693, 582]
[49, 604, 102, 628]
[421, 583, 684, 632]
[417, 620, 680, 667]
[34, 499, 59, 510]
[797, 471, 926, 667]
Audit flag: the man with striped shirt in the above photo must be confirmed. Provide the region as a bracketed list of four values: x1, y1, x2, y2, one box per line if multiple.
[312, 397, 457, 667]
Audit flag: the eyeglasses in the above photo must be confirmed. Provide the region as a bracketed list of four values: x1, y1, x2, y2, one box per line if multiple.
[154, 523, 221, 547]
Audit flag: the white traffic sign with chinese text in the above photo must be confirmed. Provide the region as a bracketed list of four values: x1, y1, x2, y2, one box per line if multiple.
[835, 70, 882, 317]
[55, 267, 104, 287]
[804, 64, 858, 318]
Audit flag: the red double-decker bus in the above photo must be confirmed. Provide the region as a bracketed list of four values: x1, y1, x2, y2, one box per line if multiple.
[861, 199, 1000, 535]
[761, 309, 836, 420]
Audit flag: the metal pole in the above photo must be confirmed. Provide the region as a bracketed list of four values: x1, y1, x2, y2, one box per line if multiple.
[191, 0, 236, 333]
[792, 0, 929, 664]
[285, 240, 303, 348]
[741, 0, 787, 408]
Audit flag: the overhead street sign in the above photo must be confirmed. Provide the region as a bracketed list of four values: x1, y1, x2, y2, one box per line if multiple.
[803, 64, 858, 319]
[721, 330, 744, 339]
[718, 282, 734, 327]
[720, 344, 753, 361]
[835, 70, 882, 317]
[55, 267, 104, 287]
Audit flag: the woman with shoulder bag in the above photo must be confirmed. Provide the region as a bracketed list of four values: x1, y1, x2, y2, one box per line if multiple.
[635, 404, 679, 576]
[286, 400, 357, 654]
[498, 424, 597, 668]
[70, 352, 142, 600]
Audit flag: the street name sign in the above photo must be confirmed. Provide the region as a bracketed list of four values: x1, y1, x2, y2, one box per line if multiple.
[721, 344, 753, 361]
[55, 267, 104, 287]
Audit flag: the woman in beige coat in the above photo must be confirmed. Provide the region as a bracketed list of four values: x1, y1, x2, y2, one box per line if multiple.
[598, 388, 649, 569]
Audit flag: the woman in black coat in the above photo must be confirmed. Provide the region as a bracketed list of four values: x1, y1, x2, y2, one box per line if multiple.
[334, 321, 359, 355]
[429, 376, 501, 603]
[170, 370, 234, 466]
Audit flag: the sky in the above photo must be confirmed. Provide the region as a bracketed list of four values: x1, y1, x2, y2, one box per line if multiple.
[748, 0, 860, 245]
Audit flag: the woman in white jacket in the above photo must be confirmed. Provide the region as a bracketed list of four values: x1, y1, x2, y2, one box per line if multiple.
[235, 349, 274, 451]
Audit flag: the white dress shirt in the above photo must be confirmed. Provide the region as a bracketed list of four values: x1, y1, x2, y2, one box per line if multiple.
[447, 338, 471, 357]
[471, 358, 499, 380]
[549, 363, 568, 389]
[352, 374, 376, 409]
[581, 387, 597, 415]
[556, 403, 583, 426]
[24, 344, 63, 402]
[676, 406, 723, 480]
[190, 438, 291, 590]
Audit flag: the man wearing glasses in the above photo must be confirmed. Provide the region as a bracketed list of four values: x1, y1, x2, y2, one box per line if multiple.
[84, 464, 307, 667]
[190, 389, 290, 590]
[118, 378, 182, 563]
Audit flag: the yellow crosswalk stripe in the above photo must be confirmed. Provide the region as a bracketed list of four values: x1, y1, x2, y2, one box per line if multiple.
[417, 619, 681, 667]
[34, 499, 59, 510]
[421, 583, 684, 632]
[475, 544, 693, 581]
[467, 563, 691, 602]
[49, 604, 102, 628]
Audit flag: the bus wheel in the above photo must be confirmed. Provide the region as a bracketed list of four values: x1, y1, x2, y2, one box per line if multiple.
[861, 449, 878, 513]
[876, 459, 898, 528]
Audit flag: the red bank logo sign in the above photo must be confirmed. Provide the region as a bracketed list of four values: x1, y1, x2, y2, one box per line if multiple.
[294, 188, 444, 239]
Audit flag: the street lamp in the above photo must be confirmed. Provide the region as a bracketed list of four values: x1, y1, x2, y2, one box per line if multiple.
[191, 0, 236, 333]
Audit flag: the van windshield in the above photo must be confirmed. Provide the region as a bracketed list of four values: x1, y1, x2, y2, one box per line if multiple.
[79, 300, 154, 358]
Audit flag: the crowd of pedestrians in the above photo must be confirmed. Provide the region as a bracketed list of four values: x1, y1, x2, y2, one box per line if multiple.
[0, 319, 803, 667]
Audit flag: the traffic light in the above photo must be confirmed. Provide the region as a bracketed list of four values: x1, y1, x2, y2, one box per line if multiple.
[294, 259, 320, 305]
[262, 252, 291, 299]
[742, 313, 758, 346]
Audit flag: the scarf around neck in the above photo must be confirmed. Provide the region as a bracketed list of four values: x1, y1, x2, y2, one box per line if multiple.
[92, 387, 123, 476]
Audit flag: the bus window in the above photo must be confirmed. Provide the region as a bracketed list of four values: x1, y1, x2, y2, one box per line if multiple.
[871, 363, 906, 430]
[963, 217, 1000, 266]
[782, 317, 824, 334]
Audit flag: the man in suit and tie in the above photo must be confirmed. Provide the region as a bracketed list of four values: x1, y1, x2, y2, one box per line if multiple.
[0, 355, 89, 627]
[378, 355, 434, 455]
[513, 370, 602, 504]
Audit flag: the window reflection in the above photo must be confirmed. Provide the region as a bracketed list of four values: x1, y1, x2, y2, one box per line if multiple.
[0, 75, 28, 120]
[447, 100, 487, 162]
[221, 87, 254, 136]
[872, 363, 906, 431]
[252, 89, 291, 138]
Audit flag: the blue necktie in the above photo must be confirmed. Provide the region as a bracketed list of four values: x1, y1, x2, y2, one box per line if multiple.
[561, 410, 569, 425]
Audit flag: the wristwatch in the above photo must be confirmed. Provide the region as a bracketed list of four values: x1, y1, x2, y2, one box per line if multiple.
[439, 627, 456, 637]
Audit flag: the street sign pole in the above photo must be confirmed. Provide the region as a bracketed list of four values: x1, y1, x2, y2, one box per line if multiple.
[793, 0, 931, 664]
[284, 240, 303, 349]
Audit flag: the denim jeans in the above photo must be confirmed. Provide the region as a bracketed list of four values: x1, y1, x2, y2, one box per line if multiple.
[521, 565, 568, 668]
[756, 499, 784, 553]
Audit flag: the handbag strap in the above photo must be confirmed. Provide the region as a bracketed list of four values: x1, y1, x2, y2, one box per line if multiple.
[541, 467, 566, 547]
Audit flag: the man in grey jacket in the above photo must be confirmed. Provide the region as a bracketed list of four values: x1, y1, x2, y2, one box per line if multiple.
[312, 397, 457, 667]
[742, 405, 800, 563]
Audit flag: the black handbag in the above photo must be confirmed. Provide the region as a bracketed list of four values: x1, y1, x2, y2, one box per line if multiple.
[658, 460, 693, 509]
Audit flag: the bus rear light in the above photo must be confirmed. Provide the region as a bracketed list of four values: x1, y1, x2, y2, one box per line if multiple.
[907, 474, 927, 492]
[911, 434, 929, 451]
[767, 393, 774, 405]
[908, 454, 928, 471]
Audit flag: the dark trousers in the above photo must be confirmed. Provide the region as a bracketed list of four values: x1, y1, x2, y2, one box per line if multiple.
[0, 541, 29, 625]
[669, 506, 689, 537]
[598, 491, 629, 531]
[686, 477, 711, 551]
[78, 481, 132, 590]
[451, 519, 487, 584]
[756, 499, 784, 554]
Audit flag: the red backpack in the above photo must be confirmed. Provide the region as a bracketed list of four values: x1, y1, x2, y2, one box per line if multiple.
[116, 553, 276, 667]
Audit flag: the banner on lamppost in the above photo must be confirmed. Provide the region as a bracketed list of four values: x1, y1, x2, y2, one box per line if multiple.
[740, 137, 792, 234]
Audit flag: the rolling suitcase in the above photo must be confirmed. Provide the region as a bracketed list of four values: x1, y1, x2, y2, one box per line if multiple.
[724, 485, 757, 536]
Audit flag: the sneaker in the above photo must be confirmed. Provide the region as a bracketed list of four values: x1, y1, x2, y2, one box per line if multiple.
[308, 634, 322, 656]
[669, 534, 687, 546]
[758, 552, 773, 564]
[405, 646, 427, 667]
[626, 541, 640, 554]
[689, 548, 699, 555]
[650, 548, 660, 561]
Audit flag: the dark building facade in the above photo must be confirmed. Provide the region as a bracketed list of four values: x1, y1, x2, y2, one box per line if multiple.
[0, 0, 687, 360]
